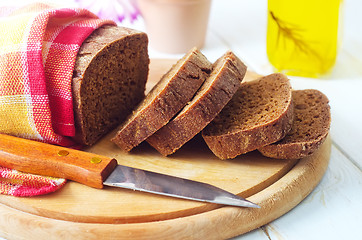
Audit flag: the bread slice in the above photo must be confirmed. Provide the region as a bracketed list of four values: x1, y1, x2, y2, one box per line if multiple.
[146, 51, 247, 156]
[202, 73, 293, 159]
[72, 25, 149, 146]
[258, 89, 330, 159]
[111, 48, 212, 151]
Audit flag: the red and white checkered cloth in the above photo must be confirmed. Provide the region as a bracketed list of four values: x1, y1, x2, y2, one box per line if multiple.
[0, 3, 115, 196]
[0, 166, 67, 196]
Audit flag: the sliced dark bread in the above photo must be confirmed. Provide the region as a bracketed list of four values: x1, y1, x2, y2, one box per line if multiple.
[72, 25, 149, 146]
[146, 51, 247, 156]
[111, 47, 212, 151]
[202, 73, 293, 159]
[258, 89, 331, 159]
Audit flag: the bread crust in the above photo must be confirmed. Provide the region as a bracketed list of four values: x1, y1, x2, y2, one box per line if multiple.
[111, 48, 212, 151]
[202, 73, 293, 159]
[72, 25, 149, 146]
[258, 89, 331, 159]
[147, 51, 247, 156]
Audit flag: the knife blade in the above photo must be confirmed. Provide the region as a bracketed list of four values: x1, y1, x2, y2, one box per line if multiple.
[0, 133, 259, 208]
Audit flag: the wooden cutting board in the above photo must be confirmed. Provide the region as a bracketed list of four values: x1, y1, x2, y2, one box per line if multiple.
[0, 59, 331, 240]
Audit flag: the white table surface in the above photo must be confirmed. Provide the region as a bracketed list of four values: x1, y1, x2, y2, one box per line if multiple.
[127, 0, 362, 239]
[1, 0, 362, 239]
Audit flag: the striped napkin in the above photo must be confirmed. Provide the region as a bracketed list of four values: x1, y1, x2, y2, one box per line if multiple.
[0, 3, 115, 196]
[0, 166, 66, 196]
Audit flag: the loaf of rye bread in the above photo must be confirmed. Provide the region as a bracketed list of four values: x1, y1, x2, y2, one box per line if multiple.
[146, 51, 247, 156]
[72, 25, 149, 146]
[202, 73, 294, 159]
[258, 89, 331, 159]
[111, 48, 212, 151]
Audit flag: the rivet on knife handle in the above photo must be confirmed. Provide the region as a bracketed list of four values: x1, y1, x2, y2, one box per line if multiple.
[0, 133, 117, 188]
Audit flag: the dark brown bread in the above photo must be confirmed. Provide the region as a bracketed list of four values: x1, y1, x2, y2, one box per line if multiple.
[147, 51, 247, 156]
[258, 89, 331, 159]
[72, 25, 149, 146]
[111, 48, 212, 151]
[202, 73, 293, 159]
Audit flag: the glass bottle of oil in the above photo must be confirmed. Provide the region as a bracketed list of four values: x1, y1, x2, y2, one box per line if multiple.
[266, 0, 342, 78]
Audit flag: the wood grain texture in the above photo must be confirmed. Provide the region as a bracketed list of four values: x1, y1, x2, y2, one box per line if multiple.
[259, 144, 362, 240]
[0, 59, 331, 239]
[0, 132, 298, 224]
[0, 136, 331, 239]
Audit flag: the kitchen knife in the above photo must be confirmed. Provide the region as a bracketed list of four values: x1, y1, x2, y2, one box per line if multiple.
[0, 133, 259, 208]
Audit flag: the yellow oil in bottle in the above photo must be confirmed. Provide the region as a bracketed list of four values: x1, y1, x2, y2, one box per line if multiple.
[267, 0, 342, 78]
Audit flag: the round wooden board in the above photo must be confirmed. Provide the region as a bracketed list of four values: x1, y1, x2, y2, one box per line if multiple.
[0, 137, 331, 240]
[0, 59, 331, 239]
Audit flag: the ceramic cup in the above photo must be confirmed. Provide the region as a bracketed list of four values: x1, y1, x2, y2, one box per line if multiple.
[137, 0, 211, 54]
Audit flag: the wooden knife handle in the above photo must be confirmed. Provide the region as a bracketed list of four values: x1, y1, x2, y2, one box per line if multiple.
[0, 134, 117, 188]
